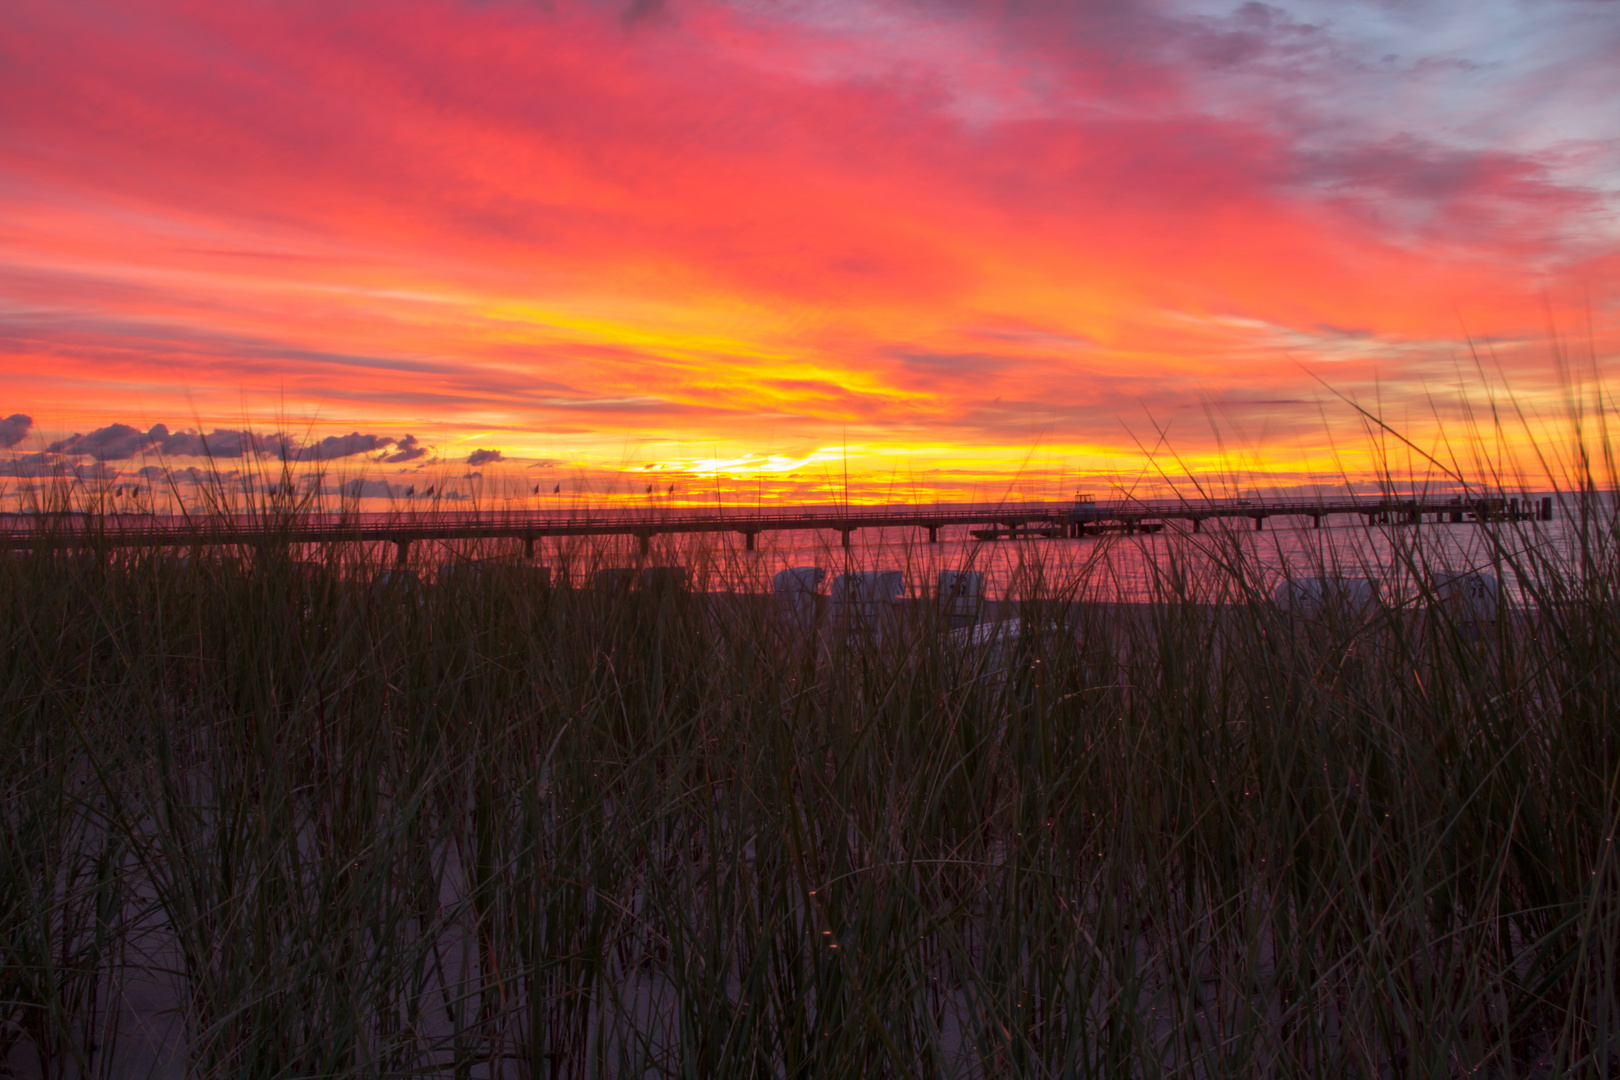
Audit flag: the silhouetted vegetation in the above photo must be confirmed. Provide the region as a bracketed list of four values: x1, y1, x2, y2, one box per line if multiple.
[4, 401, 1619, 1078]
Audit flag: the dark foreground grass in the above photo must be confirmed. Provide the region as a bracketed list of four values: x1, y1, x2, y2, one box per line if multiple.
[3, 476, 1619, 1077]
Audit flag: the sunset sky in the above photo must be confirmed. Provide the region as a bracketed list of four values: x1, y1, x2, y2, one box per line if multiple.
[2, 0, 1617, 502]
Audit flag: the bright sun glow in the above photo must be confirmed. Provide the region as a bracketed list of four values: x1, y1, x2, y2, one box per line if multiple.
[636, 447, 855, 478]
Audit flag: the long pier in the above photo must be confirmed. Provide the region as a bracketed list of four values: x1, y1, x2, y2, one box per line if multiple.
[0, 494, 1554, 561]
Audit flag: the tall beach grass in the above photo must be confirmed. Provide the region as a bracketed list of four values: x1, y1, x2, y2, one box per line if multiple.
[3, 392, 1620, 1077]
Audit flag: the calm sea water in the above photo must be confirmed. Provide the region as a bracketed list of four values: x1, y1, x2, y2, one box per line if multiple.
[504, 512, 1579, 606]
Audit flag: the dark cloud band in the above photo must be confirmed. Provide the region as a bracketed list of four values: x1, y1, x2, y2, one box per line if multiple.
[42, 422, 426, 462]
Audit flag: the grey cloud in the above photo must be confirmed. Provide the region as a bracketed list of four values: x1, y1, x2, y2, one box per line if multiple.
[43, 422, 411, 462]
[0, 453, 53, 477]
[0, 414, 32, 448]
[0, 458, 120, 480]
[153, 428, 273, 458]
[381, 434, 429, 463]
[48, 423, 158, 460]
[46, 423, 277, 460]
[302, 432, 394, 461]
[467, 448, 504, 467]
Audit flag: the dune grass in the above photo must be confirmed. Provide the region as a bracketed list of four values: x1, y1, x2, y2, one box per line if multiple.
[3, 419, 1620, 1078]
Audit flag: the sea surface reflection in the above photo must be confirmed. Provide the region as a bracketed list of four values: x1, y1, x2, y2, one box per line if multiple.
[520, 513, 1576, 606]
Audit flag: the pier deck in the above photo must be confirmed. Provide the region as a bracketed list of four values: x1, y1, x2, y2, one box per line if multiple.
[1, 494, 1555, 560]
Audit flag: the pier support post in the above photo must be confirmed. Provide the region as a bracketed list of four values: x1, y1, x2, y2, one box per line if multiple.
[1191, 517, 1201, 533]
[1312, 515, 1321, 529]
[926, 525, 938, 544]
[1254, 516, 1264, 531]
[840, 528, 852, 548]
[638, 532, 651, 555]
[743, 530, 756, 551]
[395, 538, 410, 565]
[524, 535, 535, 560]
